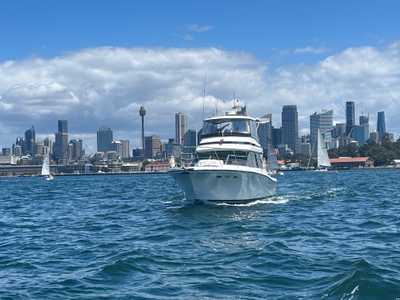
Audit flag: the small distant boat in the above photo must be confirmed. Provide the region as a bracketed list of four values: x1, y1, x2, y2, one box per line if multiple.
[315, 129, 331, 171]
[41, 153, 54, 181]
[267, 148, 283, 175]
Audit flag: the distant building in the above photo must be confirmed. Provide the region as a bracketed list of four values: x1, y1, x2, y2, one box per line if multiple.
[43, 137, 52, 155]
[112, 139, 130, 159]
[272, 127, 282, 148]
[310, 110, 333, 155]
[2, 148, 11, 156]
[281, 105, 299, 153]
[377, 111, 386, 143]
[351, 115, 369, 146]
[330, 157, 373, 169]
[54, 120, 69, 162]
[144, 161, 170, 172]
[333, 123, 346, 138]
[299, 143, 311, 157]
[97, 127, 113, 152]
[69, 139, 84, 161]
[369, 132, 379, 143]
[175, 112, 187, 145]
[184, 129, 197, 147]
[35, 140, 45, 157]
[164, 138, 182, 158]
[257, 114, 272, 154]
[132, 148, 144, 160]
[24, 126, 36, 155]
[346, 101, 355, 136]
[144, 135, 161, 159]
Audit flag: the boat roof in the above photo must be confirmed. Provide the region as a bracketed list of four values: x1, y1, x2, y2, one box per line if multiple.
[204, 115, 257, 122]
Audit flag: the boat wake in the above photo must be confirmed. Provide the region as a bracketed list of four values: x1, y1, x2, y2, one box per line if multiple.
[203, 196, 288, 207]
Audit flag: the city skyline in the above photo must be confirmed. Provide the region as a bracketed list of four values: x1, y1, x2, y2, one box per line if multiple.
[1, 100, 391, 158]
[1, 1, 400, 151]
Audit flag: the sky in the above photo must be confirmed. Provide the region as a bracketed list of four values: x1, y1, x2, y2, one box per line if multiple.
[1, 0, 400, 152]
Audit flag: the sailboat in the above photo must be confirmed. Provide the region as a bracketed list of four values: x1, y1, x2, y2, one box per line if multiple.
[315, 129, 331, 171]
[41, 153, 54, 180]
[267, 148, 283, 175]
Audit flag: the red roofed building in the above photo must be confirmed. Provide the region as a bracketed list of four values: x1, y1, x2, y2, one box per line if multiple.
[329, 157, 373, 169]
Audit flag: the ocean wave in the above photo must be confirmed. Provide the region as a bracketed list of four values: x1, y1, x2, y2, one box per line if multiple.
[322, 258, 400, 300]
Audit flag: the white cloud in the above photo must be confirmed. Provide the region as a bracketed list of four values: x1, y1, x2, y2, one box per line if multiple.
[1, 43, 400, 151]
[293, 46, 329, 54]
[187, 24, 213, 33]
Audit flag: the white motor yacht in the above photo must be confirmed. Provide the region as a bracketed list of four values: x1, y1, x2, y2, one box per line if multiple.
[169, 101, 277, 204]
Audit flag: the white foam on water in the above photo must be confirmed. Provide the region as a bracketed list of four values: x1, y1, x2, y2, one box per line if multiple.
[206, 196, 289, 207]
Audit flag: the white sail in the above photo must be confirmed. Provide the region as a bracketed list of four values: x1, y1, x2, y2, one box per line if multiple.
[267, 148, 279, 171]
[41, 154, 50, 176]
[317, 129, 331, 168]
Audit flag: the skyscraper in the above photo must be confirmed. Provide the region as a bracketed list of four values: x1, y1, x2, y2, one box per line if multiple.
[24, 126, 36, 155]
[257, 114, 273, 154]
[377, 111, 386, 143]
[97, 127, 113, 152]
[144, 135, 161, 159]
[175, 112, 187, 145]
[346, 101, 355, 136]
[281, 105, 299, 153]
[54, 120, 69, 162]
[184, 129, 197, 148]
[310, 110, 333, 154]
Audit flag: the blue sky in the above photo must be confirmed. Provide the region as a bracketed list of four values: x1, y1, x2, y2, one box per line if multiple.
[2, 0, 399, 61]
[1, 1, 400, 152]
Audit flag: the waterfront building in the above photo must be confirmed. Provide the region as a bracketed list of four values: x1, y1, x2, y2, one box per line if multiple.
[175, 112, 187, 145]
[281, 105, 299, 153]
[54, 120, 69, 162]
[377, 111, 386, 143]
[2, 148, 11, 156]
[97, 127, 113, 152]
[144, 135, 162, 159]
[257, 114, 272, 154]
[132, 148, 143, 160]
[164, 138, 182, 158]
[112, 139, 130, 159]
[346, 101, 355, 136]
[69, 139, 84, 161]
[310, 110, 333, 155]
[24, 126, 36, 156]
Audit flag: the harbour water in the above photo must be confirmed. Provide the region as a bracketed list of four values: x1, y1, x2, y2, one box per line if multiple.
[0, 170, 399, 299]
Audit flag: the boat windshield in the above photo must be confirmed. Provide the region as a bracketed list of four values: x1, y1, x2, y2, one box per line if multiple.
[196, 151, 263, 168]
[201, 118, 257, 139]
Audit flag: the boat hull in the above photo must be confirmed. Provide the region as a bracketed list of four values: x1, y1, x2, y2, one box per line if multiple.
[169, 168, 277, 203]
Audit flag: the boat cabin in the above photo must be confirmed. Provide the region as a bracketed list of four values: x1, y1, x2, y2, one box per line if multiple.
[201, 116, 258, 140]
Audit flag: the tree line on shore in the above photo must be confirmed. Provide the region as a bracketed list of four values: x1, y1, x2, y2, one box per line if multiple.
[328, 137, 400, 166]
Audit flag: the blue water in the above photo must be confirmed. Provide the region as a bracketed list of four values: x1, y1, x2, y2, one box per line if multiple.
[0, 170, 400, 299]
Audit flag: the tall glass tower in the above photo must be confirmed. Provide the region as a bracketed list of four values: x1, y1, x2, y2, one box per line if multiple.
[346, 101, 355, 136]
[377, 111, 386, 143]
[281, 105, 299, 153]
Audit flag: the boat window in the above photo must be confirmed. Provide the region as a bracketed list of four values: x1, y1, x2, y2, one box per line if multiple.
[202, 119, 255, 137]
[197, 151, 262, 168]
